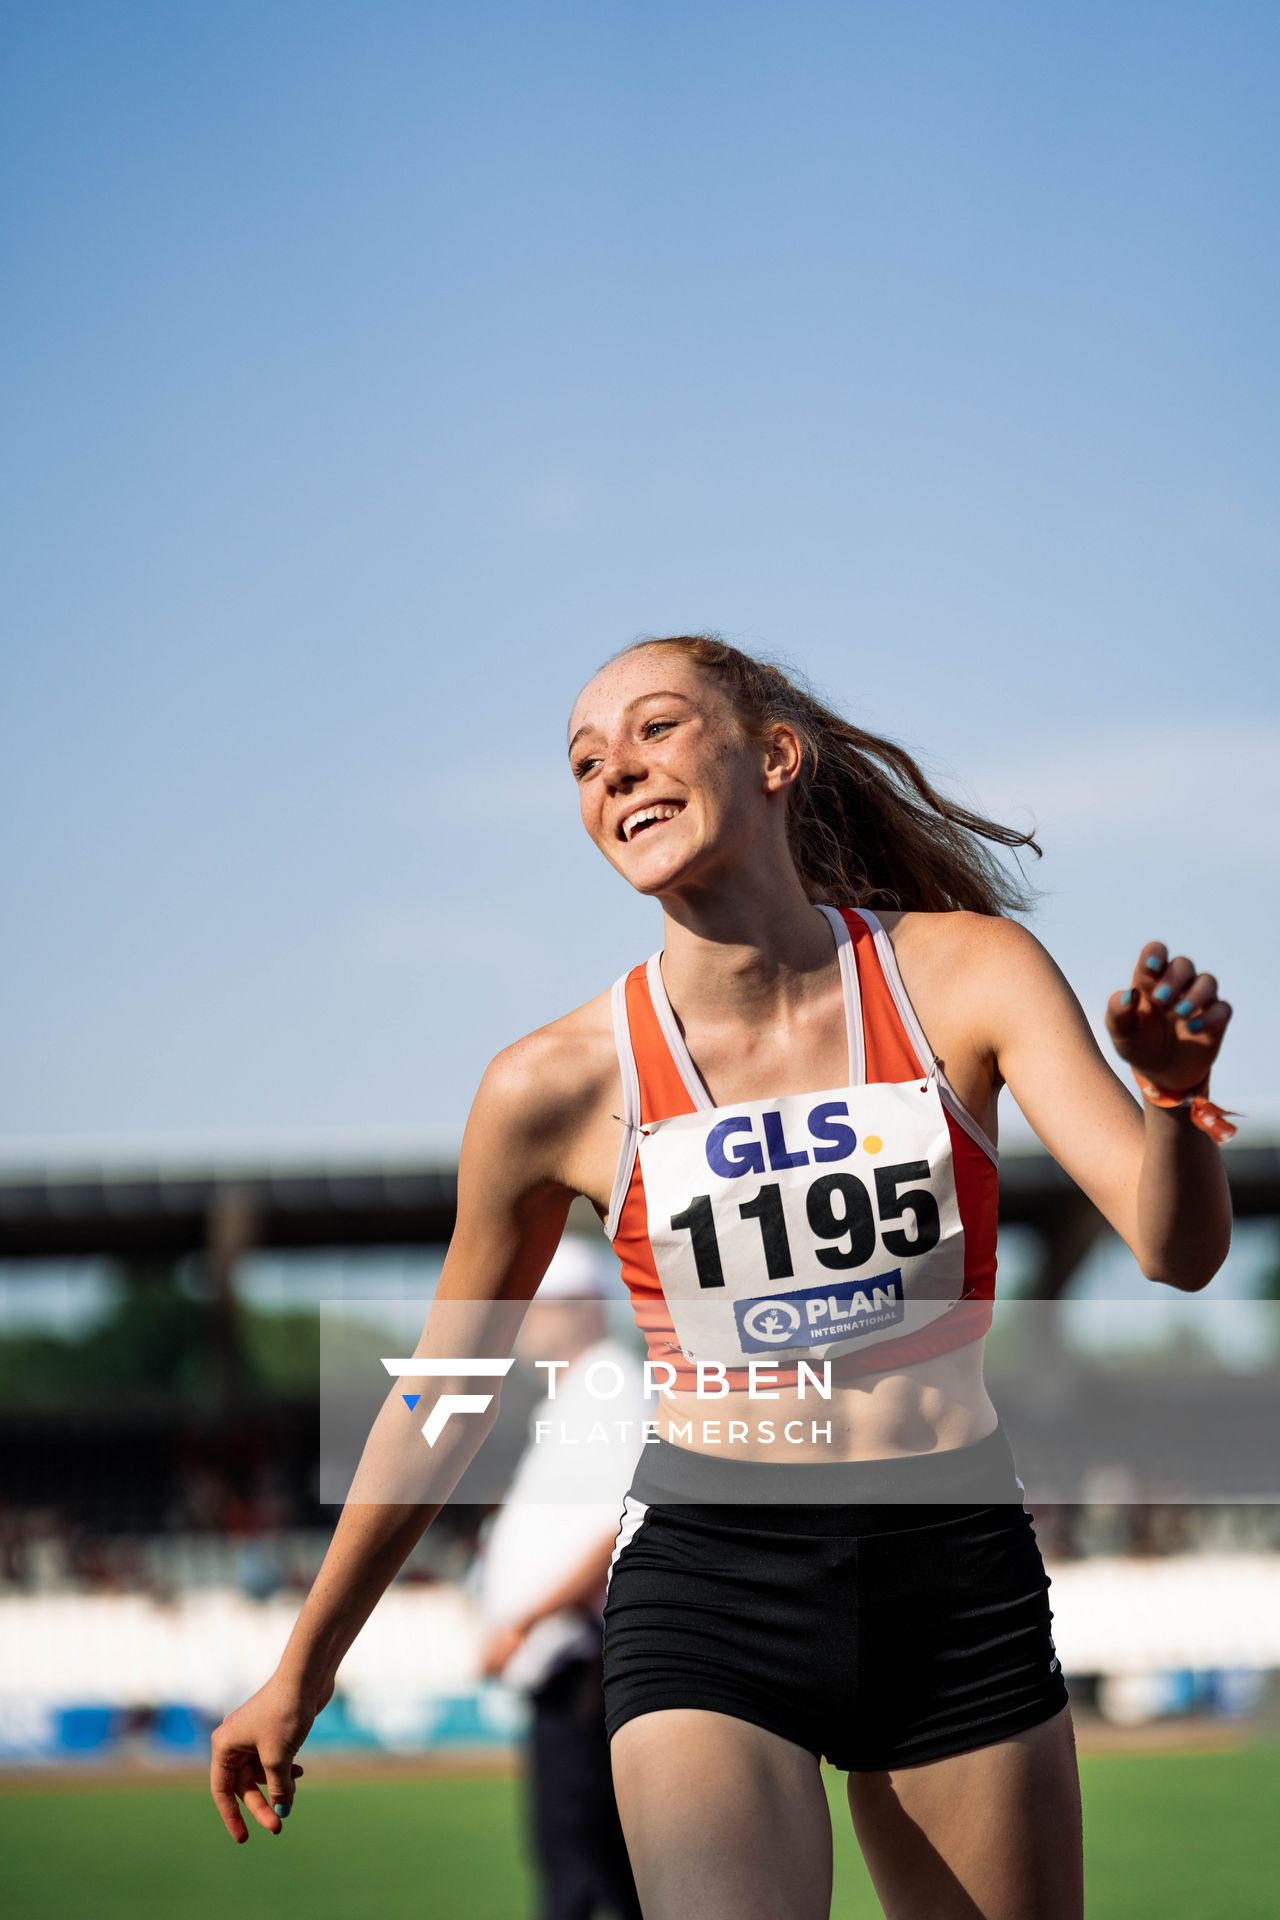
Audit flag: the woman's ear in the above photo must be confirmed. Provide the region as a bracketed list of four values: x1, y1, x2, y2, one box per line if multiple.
[762, 723, 805, 794]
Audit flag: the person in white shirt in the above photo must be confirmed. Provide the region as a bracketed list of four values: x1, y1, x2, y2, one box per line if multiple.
[473, 1235, 648, 1920]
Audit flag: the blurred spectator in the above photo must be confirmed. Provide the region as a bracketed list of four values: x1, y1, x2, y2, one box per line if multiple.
[472, 1238, 646, 1920]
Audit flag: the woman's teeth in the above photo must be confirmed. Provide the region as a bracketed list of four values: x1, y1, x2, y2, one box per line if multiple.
[622, 804, 683, 842]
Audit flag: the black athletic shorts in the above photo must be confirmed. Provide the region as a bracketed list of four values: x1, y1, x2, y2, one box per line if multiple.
[601, 1419, 1068, 1772]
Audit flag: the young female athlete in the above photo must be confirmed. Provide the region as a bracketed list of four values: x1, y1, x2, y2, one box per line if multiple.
[210, 634, 1236, 1920]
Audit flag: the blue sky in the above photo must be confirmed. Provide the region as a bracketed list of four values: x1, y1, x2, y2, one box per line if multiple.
[2, 0, 1277, 1165]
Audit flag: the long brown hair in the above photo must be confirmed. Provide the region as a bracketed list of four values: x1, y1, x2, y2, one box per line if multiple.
[605, 633, 1042, 916]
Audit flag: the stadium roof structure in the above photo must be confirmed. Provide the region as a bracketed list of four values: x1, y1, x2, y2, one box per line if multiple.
[1, 1138, 1277, 1298]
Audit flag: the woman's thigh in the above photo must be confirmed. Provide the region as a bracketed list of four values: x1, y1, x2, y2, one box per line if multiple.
[845, 1703, 1083, 1920]
[610, 1708, 834, 1920]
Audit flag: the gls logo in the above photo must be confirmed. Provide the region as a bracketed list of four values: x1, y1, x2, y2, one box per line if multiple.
[381, 1357, 515, 1445]
[706, 1100, 858, 1177]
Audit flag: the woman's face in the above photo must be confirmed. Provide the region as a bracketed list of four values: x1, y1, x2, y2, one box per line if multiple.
[567, 648, 788, 897]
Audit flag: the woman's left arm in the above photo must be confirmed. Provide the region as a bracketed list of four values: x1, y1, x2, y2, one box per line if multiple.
[971, 921, 1234, 1292]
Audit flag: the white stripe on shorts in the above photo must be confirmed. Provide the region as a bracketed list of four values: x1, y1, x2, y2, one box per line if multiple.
[606, 1492, 650, 1594]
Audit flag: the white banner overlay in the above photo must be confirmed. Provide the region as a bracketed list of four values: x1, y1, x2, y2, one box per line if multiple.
[318, 1296, 1280, 1508]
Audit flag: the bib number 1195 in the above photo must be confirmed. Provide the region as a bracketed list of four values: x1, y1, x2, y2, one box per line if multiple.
[669, 1159, 941, 1289]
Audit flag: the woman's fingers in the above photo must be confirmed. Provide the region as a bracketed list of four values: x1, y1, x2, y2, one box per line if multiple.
[1134, 941, 1168, 986]
[264, 1755, 305, 1820]
[210, 1737, 305, 1842]
[251, 1756, 306, 1816]
[1170, 972, 1218, 1024]
[1123, 946, 1208, 1021]
[1110, 939, 1234, 1090]
[250, 1755, 307, 1830]
[236, 1756, 273, 1829]
[1107, 986, 1141, 1039]
[1131, 949, 1231, 1036]
[210, 1746, 250, 1844]
[237, 1755, 300, 1832]
[1148, 953, 1197, 1008]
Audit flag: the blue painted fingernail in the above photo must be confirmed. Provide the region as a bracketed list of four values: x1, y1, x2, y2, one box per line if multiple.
[274, 1802, 291, 1818]
[1174, 998, 1194, 1016]
[1119, 989, 1135, 1009]
[1153, 984, 1173, 1003]
[1144, 956, 1163, 973]
[1187, 1016, 1205, 1033]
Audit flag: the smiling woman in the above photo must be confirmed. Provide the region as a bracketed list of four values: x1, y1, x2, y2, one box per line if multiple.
[213, 630, 1236, 1920]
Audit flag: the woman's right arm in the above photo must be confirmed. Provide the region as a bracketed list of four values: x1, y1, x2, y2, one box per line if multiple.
[209, 1034, 579, 1842]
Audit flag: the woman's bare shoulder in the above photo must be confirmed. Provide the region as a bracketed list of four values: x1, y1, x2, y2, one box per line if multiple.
[875, 909, 1053, 1069]
[880, 907, 1043, 977]
[478, 984, 619, 1128]
[449, 986, 623, 1246]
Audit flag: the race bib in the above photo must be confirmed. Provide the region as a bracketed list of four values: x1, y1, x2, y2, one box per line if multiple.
[637, 1076, 965, 1368]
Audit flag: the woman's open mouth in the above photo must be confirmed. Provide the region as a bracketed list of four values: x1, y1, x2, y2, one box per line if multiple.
[618, 801, 686, 843]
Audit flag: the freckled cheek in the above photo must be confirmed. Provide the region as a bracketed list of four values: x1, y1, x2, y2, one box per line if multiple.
[687, 727, 740, 790]
[581, 801, 619, 852]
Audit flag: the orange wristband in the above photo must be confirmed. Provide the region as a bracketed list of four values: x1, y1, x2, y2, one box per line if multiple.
[1131, 1068, 1241, 1144]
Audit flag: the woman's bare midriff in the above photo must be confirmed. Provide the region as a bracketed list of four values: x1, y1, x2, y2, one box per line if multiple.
[555, 909, 1002, 1466]
[647, 1340, 998, 1463]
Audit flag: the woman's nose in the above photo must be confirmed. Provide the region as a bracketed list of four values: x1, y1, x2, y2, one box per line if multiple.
[601, 736, 648, 789]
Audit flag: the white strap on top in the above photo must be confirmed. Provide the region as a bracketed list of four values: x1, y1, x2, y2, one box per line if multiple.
[644, 903, 866, 1112]
[644, 952, 711, 1111]
[845, 904, 1000, 1167]
[604, 972, 642, 1242]
[815, 902, 867, 1085]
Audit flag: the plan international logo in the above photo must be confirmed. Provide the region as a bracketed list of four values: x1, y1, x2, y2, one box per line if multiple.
[733, 1270, 905, 1352]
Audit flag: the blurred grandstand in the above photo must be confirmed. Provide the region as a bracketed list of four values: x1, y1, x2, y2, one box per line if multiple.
[1, 1135, 1278, 1769]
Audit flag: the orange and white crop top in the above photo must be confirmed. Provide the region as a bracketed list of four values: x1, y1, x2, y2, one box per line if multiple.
[604, 904, 999, 1390]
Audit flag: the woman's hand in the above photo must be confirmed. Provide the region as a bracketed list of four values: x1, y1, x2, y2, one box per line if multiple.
[209, 1670, 332, 1843]
[1105, 940, 1233, 1095]
[479, 1619, 530, 1679]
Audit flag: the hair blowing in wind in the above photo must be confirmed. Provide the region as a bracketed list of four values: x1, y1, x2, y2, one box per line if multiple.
[607, 634, 1043, 917]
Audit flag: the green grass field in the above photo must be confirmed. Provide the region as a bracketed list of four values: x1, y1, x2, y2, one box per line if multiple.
[2, 1744, 1277, 1918]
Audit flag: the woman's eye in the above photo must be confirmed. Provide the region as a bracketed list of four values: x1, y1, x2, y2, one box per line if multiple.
[573, 718, 674, 778]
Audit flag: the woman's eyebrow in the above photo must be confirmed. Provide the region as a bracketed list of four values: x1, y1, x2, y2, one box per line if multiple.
[567, 690, 693, 758]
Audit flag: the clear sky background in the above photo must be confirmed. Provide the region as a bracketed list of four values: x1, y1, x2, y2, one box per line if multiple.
[3, 0, 1277, 1167]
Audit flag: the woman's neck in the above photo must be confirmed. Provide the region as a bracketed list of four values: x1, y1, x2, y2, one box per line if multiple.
[656, 869, 840, 1028]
